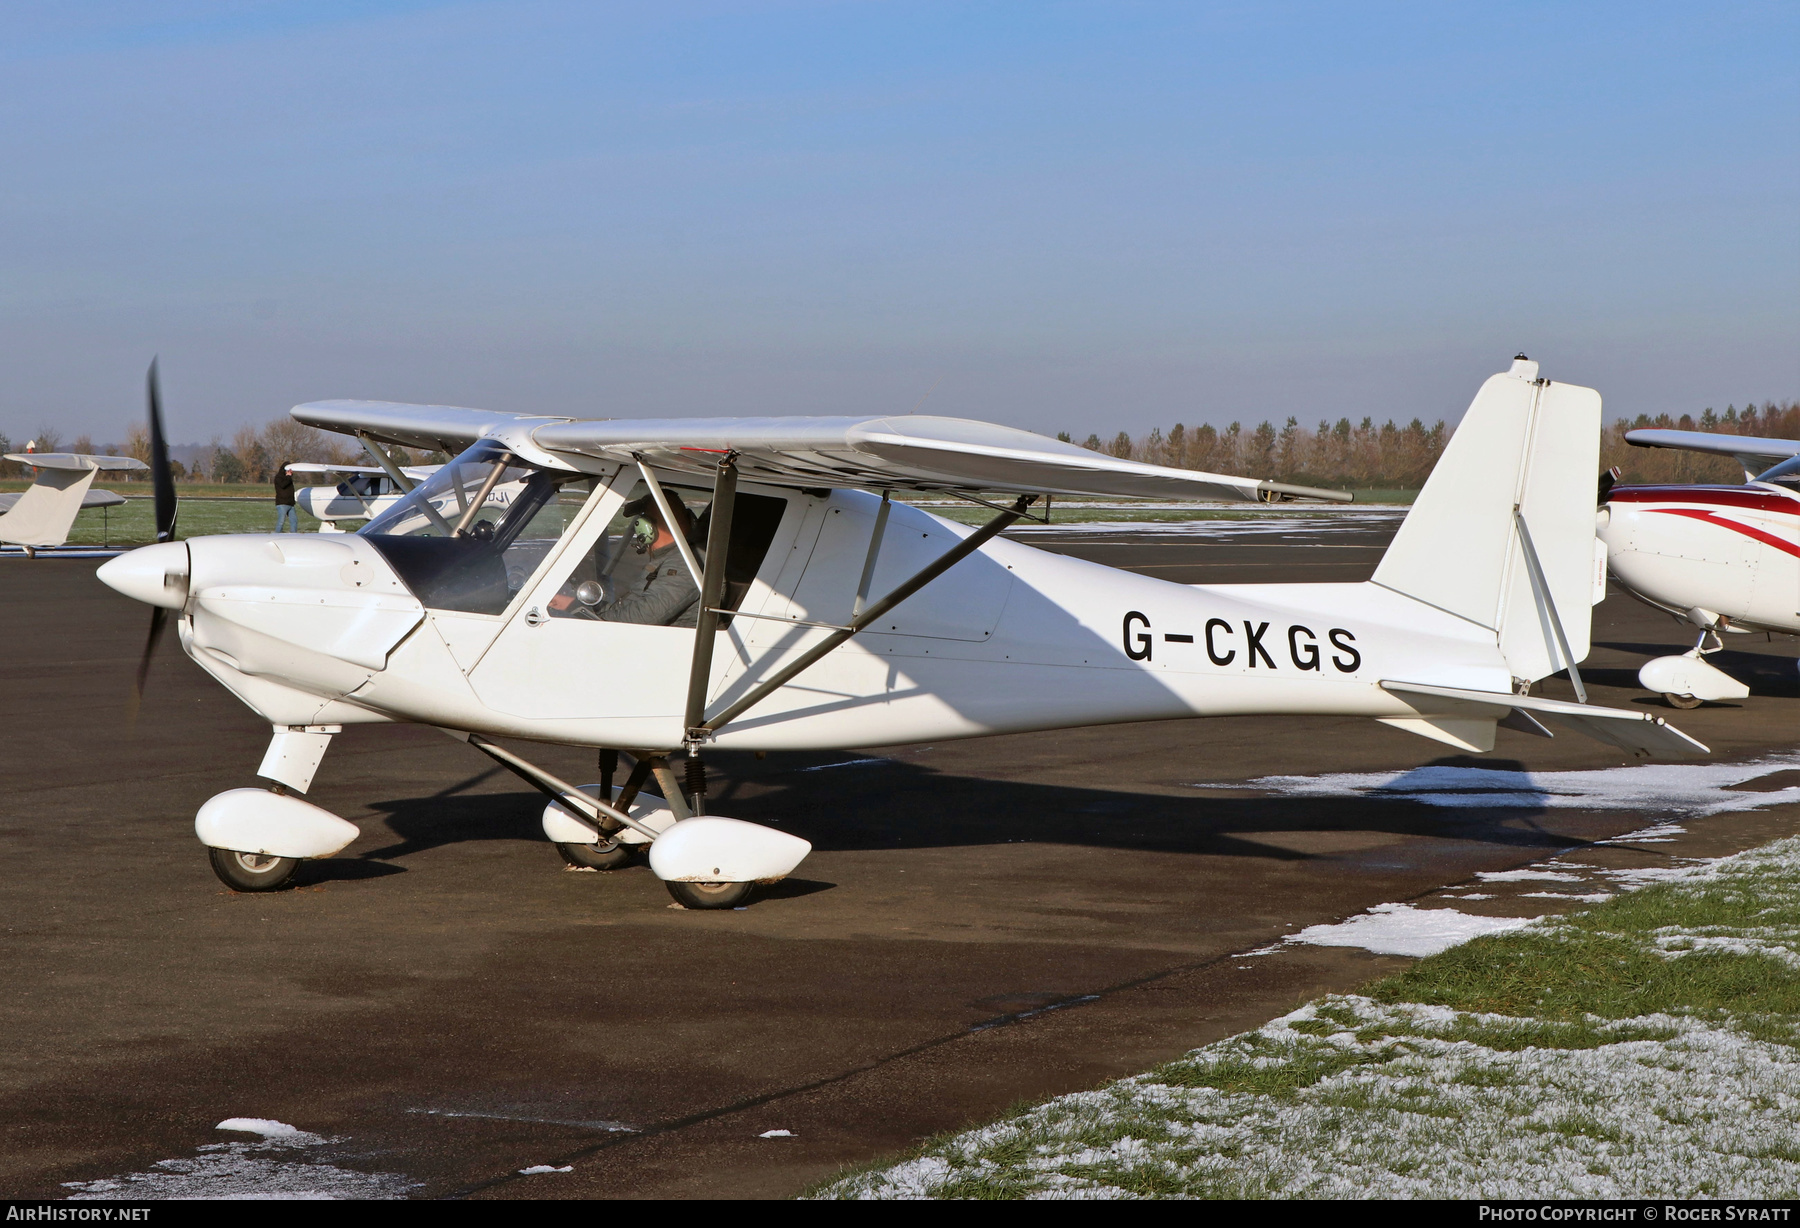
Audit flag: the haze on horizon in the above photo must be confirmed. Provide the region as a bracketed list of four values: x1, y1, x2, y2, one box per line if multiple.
[1, 1, 1794, 448]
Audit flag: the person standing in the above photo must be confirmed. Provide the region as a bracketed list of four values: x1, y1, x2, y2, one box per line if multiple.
[273, 461, 298, 532]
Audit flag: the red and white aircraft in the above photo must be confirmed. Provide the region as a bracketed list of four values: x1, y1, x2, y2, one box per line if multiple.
[1599, 428, 1800, 707]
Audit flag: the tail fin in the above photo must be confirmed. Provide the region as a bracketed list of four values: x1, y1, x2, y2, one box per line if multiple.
[0, 462, 98, 549]
[1371, 358, 1602, 686]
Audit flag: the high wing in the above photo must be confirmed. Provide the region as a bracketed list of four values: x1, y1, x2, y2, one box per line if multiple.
[1626, 428, 1800, 480]
[291, 401, 572, 456]
[291, 402, 1351, 503]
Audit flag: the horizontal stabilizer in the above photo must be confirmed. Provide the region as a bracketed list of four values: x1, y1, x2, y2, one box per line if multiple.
[1380, 680, 1708, 759]
[4, 452, 148, 473]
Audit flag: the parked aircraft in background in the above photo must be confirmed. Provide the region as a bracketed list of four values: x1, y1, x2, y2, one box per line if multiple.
[98, 358, 1702, 910]
[0, 452, 145, 555]
[2, 365, 177, 557]
[1599, 428, 1800, 708]
[289, 463, 525, 531]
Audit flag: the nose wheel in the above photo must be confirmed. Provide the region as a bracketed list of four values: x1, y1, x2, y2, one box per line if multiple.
[208, 847, 299, 892]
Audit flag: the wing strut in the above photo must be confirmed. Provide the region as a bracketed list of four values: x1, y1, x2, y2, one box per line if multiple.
[853, 490, 892, 617]
[684, 452, 739, 746]
[358, 433, 417, 493]
[1512, 508, 1587, 703]
[698, 494, 1034, 737]
[635, 458, 706, 590]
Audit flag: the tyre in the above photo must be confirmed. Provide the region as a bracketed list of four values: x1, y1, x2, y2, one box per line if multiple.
[1663, 692, 1703, 710]
[208, 847, 299, 892]
[556, 839, 633, 871]
[665, 879, 755, 910]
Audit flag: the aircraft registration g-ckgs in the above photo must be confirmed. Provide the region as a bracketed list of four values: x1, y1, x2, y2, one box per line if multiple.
[98, 356, 1706, 909]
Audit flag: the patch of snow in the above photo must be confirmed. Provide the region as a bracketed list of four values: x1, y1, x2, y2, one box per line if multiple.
[216, 1118, 313, 1141]
[1477, 870, 1584, 882]
[1524, 892, 1612, 902]
[1288, 903, 1537, 957]
[518, 1165, 574, 1175]
[760, 1129, 796, 1138]
[1204, 755, 1800, 818]
[64, 1128, 417, 1201]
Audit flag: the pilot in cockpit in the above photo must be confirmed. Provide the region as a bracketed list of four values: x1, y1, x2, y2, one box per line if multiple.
[549, 493, 704, 627]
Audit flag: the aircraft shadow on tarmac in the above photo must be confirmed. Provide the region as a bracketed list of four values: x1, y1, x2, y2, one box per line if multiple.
[332, 753, 1584, 879]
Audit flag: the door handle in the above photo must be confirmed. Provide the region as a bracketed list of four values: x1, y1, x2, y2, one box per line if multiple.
[524, 606, 545, 627]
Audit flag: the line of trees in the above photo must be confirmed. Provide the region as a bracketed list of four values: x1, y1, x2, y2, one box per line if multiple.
[1063, 416, 1449, 488]
[1063, 400, 1800, 489]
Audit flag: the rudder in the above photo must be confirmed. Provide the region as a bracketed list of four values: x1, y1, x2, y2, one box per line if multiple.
[1371, 357, 1602, 687]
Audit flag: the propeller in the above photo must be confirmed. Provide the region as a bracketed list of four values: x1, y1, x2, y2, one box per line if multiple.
[1597, 465, 1621, 506]
[147, 358, 177, 543]
[130, 359, 180, 717]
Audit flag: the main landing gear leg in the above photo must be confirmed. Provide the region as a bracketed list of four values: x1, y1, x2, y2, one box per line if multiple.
[652, 751, 753, 911]
[555, 748, 636, 871]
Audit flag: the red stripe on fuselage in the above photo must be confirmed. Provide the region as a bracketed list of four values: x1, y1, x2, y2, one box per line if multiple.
[1609, 484, 1800, 516]
[1644, 507, 1800, 560]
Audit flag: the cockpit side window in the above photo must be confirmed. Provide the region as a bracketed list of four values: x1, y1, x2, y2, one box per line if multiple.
[547, 477, 788, 627]
[361, 439, 597, 615]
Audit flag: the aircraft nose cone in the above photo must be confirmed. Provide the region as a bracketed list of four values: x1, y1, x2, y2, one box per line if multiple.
[97, 541, 189, 609]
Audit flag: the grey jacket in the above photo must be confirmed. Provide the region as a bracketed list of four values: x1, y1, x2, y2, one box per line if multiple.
[600, 544, 703, 627]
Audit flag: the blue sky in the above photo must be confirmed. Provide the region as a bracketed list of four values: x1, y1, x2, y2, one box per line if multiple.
[1, 1, 1794, 445]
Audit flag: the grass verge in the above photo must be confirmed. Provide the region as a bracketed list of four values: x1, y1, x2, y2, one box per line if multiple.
[807, 836, 1800, 1199]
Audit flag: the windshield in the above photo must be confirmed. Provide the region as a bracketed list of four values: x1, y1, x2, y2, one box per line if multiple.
[1754, 455, 1800, 488]
[361, 439, 595, 615]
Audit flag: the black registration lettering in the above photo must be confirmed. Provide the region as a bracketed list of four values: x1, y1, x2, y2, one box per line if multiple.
[1244, 620, 1275, 668]
[1288, 625, 1320, 671]
[1123, 611, 1152, 661]
[1329, 628, 1361, 673]
[1204, 618, 1235, 665]
[1165, 633, 1193, 643]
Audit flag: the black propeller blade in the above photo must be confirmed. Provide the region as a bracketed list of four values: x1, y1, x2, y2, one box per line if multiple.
[130, 359, 181, 719]
[146, 358, 177, 542]
[131, 607, 168, 718]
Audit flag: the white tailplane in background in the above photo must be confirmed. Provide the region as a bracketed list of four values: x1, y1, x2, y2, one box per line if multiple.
[0, 453, 146, 554]
[98, 357, 1704, 909]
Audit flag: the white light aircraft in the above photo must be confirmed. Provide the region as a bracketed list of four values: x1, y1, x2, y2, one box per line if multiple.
[288, 461, 522, 531]
[98, 357, 1704, 908]
[1599, 427, 1800, 707]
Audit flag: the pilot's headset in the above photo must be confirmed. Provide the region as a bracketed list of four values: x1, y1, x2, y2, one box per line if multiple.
[619, 493, 689, 555]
